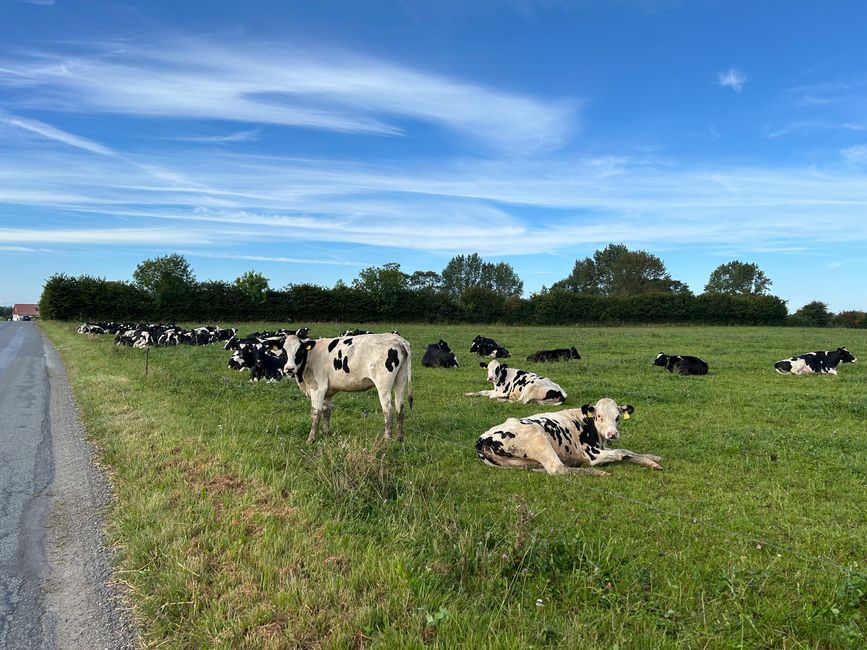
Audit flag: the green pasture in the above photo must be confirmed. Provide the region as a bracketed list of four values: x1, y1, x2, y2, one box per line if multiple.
[41, 322, 867, 648]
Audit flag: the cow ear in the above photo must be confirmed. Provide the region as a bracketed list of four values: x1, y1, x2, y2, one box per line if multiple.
[303, 340, 316, 351]
[581, 404, 595, 417]
[620, 404, 635, 419]
[479, 362, 487, 368]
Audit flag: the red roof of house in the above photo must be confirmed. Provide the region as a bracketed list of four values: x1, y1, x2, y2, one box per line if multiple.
[12, 304, 40, 317]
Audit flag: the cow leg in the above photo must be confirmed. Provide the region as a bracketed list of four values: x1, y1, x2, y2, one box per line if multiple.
[376, 386, 394, 439]
[307, 391, 327, 445]
[516, 434, 609, 477]
[320, 397, 334, 435]
[392, 384, 406, 442]
[590, 448, 664, 470]
[464, 390, 494, 398]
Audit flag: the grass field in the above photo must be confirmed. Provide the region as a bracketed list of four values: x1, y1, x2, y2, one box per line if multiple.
[41, 322, 867, 648]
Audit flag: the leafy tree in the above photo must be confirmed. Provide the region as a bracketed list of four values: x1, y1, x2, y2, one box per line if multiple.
[704, 260, 772, 296]
[552, 244, 687, 296]
[132, 253, 195, 293]
[352, 262, 409, 318]
[789, 301, 833, 327]
[441, 254, 523, 298]
[407, 270, 443, 292]
[132, 254, 196, 319]
[234, 270, 270, 303]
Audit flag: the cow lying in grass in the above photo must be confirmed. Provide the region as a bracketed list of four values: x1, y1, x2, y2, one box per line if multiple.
[465, 360, 566, 405]
[470, 335, 510, 358]
[774, 347, 857, 375]
[527, 347, 581, 363]
[282, 333, 413, 444]
[653, 353, 709, 375]
[475, 398, 663, 476]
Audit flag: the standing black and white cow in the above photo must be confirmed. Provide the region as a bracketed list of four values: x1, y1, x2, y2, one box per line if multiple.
[527, 347, 581, 363]
[469, 335, 510, 358]
[653, 353, 709, 375]
[465, 360, 566, 405]
[282, 333, 413, 444]
[774, 347, 857, 375]
[422, 340, 459, 368]
[476, 398, 663, 476]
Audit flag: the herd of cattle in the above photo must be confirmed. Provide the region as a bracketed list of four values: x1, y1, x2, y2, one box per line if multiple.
[76, 322, 858, 476]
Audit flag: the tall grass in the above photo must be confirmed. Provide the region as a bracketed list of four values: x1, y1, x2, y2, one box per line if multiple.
[42, 322, 867, 648]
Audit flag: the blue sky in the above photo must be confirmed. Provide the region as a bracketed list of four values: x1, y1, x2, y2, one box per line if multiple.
[2, 1, 867, 311]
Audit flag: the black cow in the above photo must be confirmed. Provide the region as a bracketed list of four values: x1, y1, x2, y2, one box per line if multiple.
[422, 340, 459, 368]
[653, 353, 709, 375]
[470, 335, 510, 358]
[527, 347, 581, 363]
[240, 345, 287, 382]
[774, 348, 857, 375]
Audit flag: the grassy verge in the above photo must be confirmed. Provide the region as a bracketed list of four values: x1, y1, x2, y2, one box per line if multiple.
[42, 322, 867, 648]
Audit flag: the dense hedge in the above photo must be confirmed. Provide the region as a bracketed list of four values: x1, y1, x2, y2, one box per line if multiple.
[39, 273, 793, 326]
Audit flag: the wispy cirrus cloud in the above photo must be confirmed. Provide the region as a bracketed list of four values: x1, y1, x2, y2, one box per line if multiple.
[717, 68, 747, 92]
[841, 144, 867, 165]
[0, 39, 577, 154]
[2, 147, 867, 255]
[173, 129, 260, 144]
[0, 110, 115, 155]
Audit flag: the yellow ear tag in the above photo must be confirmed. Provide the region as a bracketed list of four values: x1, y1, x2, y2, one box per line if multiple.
[623, 412, 630, 420]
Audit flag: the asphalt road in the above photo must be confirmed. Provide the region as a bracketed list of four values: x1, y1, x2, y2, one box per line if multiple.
[0, 321, 138, 649]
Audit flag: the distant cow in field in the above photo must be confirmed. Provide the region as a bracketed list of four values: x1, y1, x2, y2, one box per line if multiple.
[470, 335, 510, 358]
[527, 347, 581, 363]
[465, 360, 566, 405]
[476, 398, 662, 476]
[774, 347, 857, 375]
[282, 333, 413, 444]
[653, 353, 709, 375]
[422, 340, 459, 368]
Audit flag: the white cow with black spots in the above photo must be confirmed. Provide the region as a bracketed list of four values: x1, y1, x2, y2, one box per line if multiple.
[476, 398, 663, 476]
[282, 333, 412, 444]
[465, 360, 567, 405]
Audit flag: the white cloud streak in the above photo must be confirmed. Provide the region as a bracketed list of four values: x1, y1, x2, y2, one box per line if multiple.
[718, 68, 747, 93]
[0, 39, 576, 154]
[0, 111, 115, 155]
[2, 149, 867, 255]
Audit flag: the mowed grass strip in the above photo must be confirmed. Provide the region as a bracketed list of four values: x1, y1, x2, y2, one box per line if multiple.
[42, 322, 867, 648]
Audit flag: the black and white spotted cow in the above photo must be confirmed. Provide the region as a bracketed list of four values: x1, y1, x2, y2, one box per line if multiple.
[282, 333, 413, 444]
[422, 340, 459, 368]
[774, 347, 857, 375]
[475, 398, 663, 476]
[469, 335, 510, 359]
[465, 360, 566, 405]
[653, 353, 709, 375]
[527, 347, 581, 363]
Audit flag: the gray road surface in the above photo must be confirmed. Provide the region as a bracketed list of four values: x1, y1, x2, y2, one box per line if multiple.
[0, 321, 138, 649]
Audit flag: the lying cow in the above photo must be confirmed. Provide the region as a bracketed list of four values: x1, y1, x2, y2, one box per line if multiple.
[422, 340, 459, 368]
[470, 335, 510, 358]
[282, 333, 413, 444]
[465, 360, 566, 405]
[653, 353, 709, 375]
[476, 398, 663, 476]
[527, 347, 581, 363]
[774, 347, 857, 375]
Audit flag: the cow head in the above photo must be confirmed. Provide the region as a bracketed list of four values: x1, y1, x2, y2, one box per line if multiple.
[837, 347, 858, 363]
[653, 353, 669, 367]
[469, 335, 483, 353]
[570, 346, 581, 360]
[480, 360, 508, 384]
[282, 335, 317, 378]
[581, 398, 634, 442]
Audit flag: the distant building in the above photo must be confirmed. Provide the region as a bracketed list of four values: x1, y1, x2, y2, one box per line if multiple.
[12, 304, 40, 321]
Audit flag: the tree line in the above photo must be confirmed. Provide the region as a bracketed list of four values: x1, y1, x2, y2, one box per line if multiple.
[36, 247, 864, 327]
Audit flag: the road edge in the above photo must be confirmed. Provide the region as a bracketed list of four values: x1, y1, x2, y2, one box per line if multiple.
[40, 330, 141, 649]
